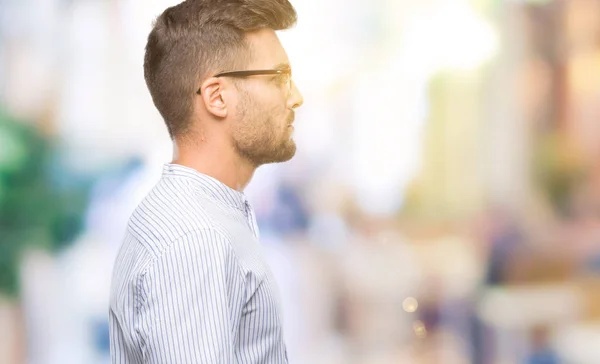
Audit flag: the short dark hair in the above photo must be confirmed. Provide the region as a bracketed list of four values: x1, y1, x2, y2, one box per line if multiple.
[143, 0, 297, 139]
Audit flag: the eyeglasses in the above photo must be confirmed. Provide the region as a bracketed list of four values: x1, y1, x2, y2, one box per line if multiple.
[196, 68, 292, 95]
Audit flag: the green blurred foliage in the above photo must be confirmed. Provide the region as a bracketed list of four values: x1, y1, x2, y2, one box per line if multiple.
[0, 109, 90, 298]
[533, 132, 586, 216]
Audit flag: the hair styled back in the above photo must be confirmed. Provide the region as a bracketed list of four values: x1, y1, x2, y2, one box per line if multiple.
[144, 0, 297, 139]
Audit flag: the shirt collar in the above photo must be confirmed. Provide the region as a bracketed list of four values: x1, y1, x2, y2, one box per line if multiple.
[163, 163, 247, 211]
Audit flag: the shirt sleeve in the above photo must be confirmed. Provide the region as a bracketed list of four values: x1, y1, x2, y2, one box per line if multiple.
[136, 229, 246, 364]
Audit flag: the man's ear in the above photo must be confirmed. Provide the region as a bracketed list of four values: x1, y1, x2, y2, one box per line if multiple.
[199, 77, 228, 118]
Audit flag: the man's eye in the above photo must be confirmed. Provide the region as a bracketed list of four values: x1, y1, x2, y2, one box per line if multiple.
[273, 74, 289, 85]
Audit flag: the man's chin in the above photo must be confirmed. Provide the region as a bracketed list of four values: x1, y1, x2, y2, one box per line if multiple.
[264, 142, 297, 165]
[269, 146, 296, 164]
[240, 139, 297, 166]
[280, 141, 297, 160]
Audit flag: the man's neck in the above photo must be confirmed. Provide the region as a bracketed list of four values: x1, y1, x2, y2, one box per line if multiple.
[172, 143, 256, 192]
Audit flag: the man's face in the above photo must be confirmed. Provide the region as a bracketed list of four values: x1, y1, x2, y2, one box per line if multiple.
[231, 28, 303, 166]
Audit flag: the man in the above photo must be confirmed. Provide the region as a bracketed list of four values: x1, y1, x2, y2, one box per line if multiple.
[108, 0, 303, 363]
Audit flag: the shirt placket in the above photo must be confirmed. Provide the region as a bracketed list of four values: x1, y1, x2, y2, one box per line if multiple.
[243, 200, 260, 240]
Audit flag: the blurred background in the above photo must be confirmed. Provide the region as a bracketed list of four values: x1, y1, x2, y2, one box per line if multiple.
[1, 0, 600, 363]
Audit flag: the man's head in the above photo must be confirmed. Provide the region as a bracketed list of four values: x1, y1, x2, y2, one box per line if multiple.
[144, 0, 303, 167]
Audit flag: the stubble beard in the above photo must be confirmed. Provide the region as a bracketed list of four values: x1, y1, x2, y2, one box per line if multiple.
[233, 96, 296, 167]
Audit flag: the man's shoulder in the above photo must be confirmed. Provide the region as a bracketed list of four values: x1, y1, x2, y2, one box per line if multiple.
[126, 179, 218, 252]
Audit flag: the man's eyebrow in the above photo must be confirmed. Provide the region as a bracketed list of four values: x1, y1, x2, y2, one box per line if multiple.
[273, 62, 291, 70]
